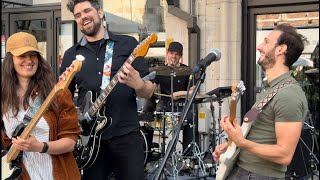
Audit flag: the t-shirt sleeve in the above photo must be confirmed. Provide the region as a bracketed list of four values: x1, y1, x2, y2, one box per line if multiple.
[273, 85, 308, 122]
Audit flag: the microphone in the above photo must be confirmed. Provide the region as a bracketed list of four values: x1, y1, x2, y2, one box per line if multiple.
[192, 48, 221, 73]
[142, 71, 156, 81]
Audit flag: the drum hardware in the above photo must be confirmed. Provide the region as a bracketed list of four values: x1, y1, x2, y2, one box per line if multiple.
[152, 66, 208, 180]
[136, 95, 158, 122]
[286, 112, 319, 179]
[305, 68, 319, 85]
[206, 86, 232, 99]
[155, 92, 210, 101]
[205, 86, 232, 145]
[140, 129, 149, 165]
[178, 102, 209, 178]
[305, 68, 319, 74]
[146, 67, 190, 179]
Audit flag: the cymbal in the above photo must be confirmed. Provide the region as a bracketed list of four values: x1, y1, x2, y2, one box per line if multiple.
[305, 68, 319, 74]
[149, 65, 192, 76]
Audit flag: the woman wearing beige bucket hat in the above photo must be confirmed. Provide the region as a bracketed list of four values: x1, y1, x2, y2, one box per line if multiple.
[1, 32, 81, 179]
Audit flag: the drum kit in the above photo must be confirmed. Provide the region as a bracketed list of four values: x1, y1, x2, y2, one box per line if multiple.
[136, 65, 217, 171]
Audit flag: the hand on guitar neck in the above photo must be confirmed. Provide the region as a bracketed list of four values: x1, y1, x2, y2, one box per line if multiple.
[213, 81, 246, 161]
[221, 115, 244, 146]
[213, 81, 246, 180]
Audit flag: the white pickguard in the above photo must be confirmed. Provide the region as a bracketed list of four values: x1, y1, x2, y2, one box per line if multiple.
[2, 154, 21, 180]
[216, 121, 253, 180]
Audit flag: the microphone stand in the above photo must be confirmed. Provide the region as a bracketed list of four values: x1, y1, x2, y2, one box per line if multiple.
[153, 67, 207, 180]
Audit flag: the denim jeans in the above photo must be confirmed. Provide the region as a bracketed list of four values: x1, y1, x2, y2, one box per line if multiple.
[226, 165, 285, 180]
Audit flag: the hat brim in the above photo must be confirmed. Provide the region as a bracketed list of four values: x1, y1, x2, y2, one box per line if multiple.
[168, 48, 182, 55]
[10, 46, 40, 56]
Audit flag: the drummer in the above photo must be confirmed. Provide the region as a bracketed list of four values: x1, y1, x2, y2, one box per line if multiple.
[153, 41, 197, 155]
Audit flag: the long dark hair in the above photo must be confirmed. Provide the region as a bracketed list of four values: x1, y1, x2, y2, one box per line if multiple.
[1, 52, 58, 119]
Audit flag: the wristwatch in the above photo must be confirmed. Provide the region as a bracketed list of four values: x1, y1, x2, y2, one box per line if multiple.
[40, 142, 49, 153]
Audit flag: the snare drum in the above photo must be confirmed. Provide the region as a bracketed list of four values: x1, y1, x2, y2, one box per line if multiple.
[140, 129, 149, 165]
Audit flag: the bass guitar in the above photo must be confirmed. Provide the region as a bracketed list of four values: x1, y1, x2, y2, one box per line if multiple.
[74, 33, 158, 169]
[1, 57, 84, 180]
[216, 80, 247, 180]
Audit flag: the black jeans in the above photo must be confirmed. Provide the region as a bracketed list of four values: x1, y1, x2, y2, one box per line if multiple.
[82, 129, 145, 180]
[226, 165, 285, 180]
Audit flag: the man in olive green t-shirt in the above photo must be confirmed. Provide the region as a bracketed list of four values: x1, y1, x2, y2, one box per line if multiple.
[212, 24, 308, 179]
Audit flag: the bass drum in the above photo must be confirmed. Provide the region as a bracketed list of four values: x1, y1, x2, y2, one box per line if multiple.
[139, 129, 149, 165]
[136, 95, 158, 122]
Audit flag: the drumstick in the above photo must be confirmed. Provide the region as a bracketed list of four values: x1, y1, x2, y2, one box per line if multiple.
[154, 93, 172, 97]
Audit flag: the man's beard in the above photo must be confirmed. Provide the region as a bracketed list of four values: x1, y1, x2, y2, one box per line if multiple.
[258, 48, 276, 71]
[80, 19, 101, 37]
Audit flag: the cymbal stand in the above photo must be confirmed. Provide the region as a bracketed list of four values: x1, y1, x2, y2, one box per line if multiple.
[199, 97, 217, 175]
[182, 134, 207, 177]
[160, 109, 167, 157]
[153, 67, 207, 180]
[181, 89, 207, 178]
[170, 70, 176, 132]
[152, 70, 178, 179]
[217, 95, 226, 145]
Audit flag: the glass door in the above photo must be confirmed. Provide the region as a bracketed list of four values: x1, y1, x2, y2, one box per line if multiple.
[255, 12, 319, 88]
[10, 12, 53, 65]
[242, 1, 319, 115]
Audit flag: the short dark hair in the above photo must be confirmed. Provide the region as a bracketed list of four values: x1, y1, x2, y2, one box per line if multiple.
[66, 0, 101, 13]
[274, 24, 309, 67]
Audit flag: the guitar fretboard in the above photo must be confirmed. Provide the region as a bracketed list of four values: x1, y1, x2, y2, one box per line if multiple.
[88, 53, 136, 116]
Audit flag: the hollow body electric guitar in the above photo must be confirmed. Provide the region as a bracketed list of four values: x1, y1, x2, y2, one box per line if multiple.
[74, 33, 158, 170]
[216, 81, 247, 180]
[1, 58, 84, 180]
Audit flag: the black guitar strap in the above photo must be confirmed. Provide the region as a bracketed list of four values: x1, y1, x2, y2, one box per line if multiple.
[243, 79, 298, 122]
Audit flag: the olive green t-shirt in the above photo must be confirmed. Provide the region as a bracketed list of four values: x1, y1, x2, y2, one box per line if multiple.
[237, 71, 308, 178]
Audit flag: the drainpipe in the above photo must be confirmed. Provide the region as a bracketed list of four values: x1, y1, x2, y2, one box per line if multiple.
[166, 0, 200, 69]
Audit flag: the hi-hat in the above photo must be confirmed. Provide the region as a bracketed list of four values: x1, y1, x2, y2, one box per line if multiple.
[305, 68, 319, 81]
[149, 65, 192, 76]
[305, 68, 319, 74]
[292, 57, 314, 67]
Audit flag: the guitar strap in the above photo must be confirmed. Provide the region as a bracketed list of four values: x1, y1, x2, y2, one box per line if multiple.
[101, 40, 115, 90]
[22, 95, 43, 125]
[2, 96, 43, 151]
[243, 79, 298, 122]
